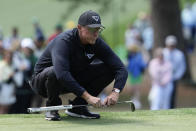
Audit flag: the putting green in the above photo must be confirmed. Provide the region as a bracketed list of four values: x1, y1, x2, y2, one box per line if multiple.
[0, 108, 196, 131]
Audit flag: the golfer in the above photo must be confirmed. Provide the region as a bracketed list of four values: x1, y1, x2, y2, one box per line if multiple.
[30, 10, 128, 121]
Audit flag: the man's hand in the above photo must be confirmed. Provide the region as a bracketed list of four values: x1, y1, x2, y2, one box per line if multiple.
[81, 91, 102, 108]
[103, 89, 119, 106]
[86, 96, 102, 108]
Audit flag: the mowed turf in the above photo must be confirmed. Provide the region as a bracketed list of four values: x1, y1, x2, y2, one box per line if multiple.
[0, 108, 196, 131]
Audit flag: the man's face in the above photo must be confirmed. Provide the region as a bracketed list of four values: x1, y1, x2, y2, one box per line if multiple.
[167, 44, 176, 50]
[78, 25, 103, 45]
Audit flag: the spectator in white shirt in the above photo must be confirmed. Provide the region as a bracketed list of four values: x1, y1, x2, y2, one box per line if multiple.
[163, 35, 186, 108]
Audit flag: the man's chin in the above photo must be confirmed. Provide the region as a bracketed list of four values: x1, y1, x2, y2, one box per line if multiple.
[88, 40, 96, 45]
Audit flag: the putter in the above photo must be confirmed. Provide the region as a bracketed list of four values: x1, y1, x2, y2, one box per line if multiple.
[27, 100, 135, 113]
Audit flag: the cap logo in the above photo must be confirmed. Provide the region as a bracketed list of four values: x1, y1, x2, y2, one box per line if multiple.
[92, 16, 99, 22]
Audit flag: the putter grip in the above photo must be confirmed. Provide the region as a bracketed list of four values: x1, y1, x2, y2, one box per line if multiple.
[27, 108, 32, 113]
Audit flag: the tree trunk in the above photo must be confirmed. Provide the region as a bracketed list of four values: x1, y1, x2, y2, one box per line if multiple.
[150, 0, 191, 80]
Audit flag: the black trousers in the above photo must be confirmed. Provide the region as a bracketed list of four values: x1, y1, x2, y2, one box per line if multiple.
[170, 80, 177, 109]
[31, 64, 114, 106]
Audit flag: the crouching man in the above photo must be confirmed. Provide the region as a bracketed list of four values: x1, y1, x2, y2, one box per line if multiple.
[30, 10, 128, 121]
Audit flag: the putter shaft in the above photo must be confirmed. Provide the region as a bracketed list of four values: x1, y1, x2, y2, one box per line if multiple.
[27, 100, 135, 113]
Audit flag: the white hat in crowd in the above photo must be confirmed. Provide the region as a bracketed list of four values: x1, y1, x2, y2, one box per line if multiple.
[165, 35, 177, 46]
[21, 38, 35, 50]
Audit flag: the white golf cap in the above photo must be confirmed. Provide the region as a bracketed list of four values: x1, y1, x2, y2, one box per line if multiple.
[165, 35, 177, 46]
[21, 38, 35, 50]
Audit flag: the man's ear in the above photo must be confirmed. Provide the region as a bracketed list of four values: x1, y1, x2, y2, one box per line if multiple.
[77, 24, 81, 30]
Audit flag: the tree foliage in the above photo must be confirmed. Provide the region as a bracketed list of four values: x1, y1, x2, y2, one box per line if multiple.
[56, 0, 112, 23]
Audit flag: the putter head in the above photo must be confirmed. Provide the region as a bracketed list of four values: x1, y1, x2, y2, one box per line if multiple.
[117, 101, 136, 112]
[130, 101, 135, 112]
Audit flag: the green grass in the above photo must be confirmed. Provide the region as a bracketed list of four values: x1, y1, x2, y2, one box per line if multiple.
[1, 108, 196, 131]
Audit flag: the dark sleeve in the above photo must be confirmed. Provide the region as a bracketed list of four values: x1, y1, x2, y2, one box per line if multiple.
[95, 38, 128, 91]
[51, 38, 85, 96]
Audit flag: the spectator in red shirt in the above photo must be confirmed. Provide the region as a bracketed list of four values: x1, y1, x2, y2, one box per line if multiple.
[47, 24, 63, 44]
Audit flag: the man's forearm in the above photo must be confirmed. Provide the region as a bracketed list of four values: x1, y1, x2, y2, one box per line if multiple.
[81, 91, 91, 101]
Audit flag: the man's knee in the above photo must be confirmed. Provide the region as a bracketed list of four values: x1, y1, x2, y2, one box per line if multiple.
[47, 69, 56, 79]
[46, 68, 58, 84]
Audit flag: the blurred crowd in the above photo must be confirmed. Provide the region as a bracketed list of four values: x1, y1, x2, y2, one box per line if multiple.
[124, 7, 191, 110]
[0, 19, 76, 114]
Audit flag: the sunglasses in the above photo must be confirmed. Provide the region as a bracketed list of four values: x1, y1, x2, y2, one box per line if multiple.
[86, 27, 104, 34]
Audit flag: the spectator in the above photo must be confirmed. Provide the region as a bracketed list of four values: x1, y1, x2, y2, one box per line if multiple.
[34, 35, 45, 58]
[142, 25, 154, 54]
[148, 48, 173, 110]
[134, 12, 150, 34]
[3, 27, 21, 50]
[125, 24, 142, 48]
[0, 50, 16, 114]
[181, 3, 196, 52]
[47, 24, 63, 44]
[163, 35, 186, 108]
[32, 17, 46, 58]
[9, 38, 36, 113]
[32, 17, 45, 42]
[127, 44, 147, 109]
